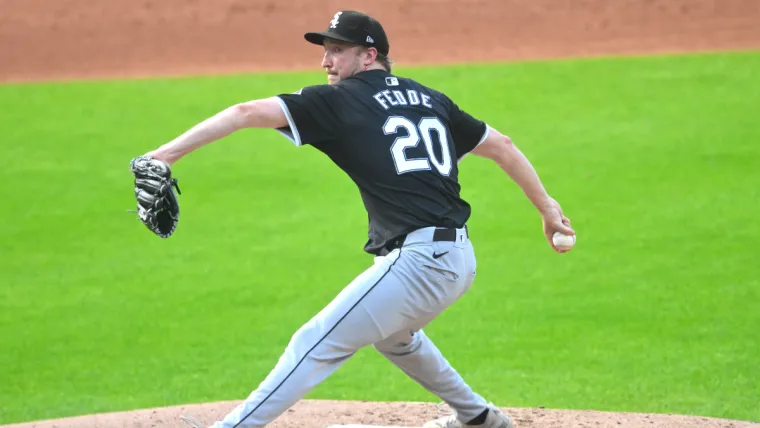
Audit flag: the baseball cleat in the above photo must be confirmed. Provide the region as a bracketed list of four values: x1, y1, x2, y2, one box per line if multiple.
[422, 403, 513, 428]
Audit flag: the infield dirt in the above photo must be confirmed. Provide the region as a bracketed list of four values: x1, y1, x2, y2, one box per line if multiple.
[1, 0, 759, 82]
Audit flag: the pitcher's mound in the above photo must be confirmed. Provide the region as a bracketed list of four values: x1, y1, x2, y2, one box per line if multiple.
[2, 400, 757, 428]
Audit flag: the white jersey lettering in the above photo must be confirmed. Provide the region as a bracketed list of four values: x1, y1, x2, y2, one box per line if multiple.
[392, 90, 408, 105]
[382, 90, 399, 107]
[421, 93, 433, 108]
[407, 90, 420, 105]
[373, 92, 390, 110]
[372, 89, 433, 110]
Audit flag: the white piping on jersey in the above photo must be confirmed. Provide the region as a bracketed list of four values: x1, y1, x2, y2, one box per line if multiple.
[457, 125, 491, 164]
[477, 124, 490, 146]
[274, 96, 303, 147]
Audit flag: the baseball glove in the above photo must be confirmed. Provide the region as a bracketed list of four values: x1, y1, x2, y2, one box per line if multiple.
[129, 155, 181, 238]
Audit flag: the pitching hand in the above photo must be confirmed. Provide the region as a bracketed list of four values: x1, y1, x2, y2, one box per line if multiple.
[541, 197, 575, 253]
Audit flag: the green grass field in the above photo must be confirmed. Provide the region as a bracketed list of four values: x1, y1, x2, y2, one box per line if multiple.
[1, 51, 758, 425]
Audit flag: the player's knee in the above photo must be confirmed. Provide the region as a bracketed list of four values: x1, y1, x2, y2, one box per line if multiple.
[374, 330, 424, 355]
[374, 339, 421, 356]
[287, 318, 362, 362]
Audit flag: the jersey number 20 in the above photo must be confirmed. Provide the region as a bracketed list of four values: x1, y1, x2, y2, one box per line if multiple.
[384, 116, 452, 176]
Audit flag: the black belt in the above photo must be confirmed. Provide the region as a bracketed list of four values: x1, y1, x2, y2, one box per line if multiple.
[378, 226, 468, 257]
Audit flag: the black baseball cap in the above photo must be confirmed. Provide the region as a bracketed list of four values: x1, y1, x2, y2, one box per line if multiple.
[305, 11, 390, 56]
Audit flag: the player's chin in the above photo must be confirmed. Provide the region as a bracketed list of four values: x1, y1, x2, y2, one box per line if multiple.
[327, 74, 340, 84]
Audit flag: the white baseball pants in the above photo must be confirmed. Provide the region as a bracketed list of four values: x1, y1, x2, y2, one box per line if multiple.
[212, 226, 488, 427]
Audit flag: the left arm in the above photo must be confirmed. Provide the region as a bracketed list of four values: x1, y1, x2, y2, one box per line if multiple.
[447, 95, 576, 252]
[470, 126, 575, 252]
[471, 127, 555, 215]
[147, 97, 287, 165]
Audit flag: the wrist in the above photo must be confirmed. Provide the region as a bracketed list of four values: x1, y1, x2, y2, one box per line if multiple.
[534, 196, 554, 215]
[147, 148, 177, 166]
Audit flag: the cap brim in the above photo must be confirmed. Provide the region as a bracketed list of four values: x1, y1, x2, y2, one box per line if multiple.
[304, 31, 364, 47]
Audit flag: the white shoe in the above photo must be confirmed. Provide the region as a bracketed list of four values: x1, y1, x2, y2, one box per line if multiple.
[423, 403, 513, 428]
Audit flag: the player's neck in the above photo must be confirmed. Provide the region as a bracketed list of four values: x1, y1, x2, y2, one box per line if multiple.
[359, 62, 388, 74]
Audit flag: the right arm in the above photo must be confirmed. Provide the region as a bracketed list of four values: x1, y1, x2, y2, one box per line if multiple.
[145, 84, 338, 165]
[471, 126, 575, 252]
[146, 97, 288, 166]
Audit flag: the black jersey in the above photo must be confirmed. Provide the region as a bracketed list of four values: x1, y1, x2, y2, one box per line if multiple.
[276, 69, 489, 255]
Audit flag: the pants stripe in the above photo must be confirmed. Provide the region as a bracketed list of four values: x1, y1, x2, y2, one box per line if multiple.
[231, 250, 403, 428]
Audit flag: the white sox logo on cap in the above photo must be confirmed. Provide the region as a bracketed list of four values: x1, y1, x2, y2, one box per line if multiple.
[329, 12, 342, 29]
[305, 10, 390, 56]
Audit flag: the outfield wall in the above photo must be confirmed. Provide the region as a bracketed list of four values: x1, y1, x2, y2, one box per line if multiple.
[1, 0, 759, 82]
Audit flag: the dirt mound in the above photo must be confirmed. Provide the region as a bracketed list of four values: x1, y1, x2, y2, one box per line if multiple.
[1, 0, 759, 82]
[2, 400, 757, 428]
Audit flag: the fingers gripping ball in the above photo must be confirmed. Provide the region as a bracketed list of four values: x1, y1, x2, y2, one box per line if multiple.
[130, 156, 181, 238]
[552, 232, 576, 251]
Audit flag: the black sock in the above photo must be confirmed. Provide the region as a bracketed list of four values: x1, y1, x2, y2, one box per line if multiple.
[466, 408, 490, 425]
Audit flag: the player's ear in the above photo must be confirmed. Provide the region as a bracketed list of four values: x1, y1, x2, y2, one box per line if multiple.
[364, 47, 378, 66]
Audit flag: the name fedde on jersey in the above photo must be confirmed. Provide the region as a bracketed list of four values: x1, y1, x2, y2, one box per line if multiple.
[373, 88, 433, 110]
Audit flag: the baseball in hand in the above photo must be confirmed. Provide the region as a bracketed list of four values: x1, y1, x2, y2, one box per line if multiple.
[552, 232, 576, 251]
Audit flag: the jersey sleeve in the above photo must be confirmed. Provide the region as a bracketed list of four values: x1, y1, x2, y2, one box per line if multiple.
[448, 100, 489, 160]
[275, 85, 340, 148]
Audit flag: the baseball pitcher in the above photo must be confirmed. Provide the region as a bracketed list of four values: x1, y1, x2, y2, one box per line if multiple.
[131, 10, 575, 428]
